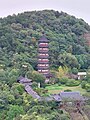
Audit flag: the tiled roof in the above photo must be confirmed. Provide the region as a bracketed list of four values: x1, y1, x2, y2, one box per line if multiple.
[39, 35, 49, 42]
[25, 85, 40, 99]
[18, 76, 32, 83]
[53, 94, 62, 101]
[60, 92, 84, 101]
[78, 72, 87, 75]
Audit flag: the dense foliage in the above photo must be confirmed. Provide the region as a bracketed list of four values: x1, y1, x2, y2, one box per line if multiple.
[0, 10, 90, 73]
[0, 10, 90, 119]
[0, 82, 70, 120]
[81, 69, 90, 92]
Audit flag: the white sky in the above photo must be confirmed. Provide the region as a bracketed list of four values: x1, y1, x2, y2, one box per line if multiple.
[0, 0, 90, 25]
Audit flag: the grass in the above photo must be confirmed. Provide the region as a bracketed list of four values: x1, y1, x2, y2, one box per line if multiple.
[46, 84, 87, 95]
[46, 84, 64, 90]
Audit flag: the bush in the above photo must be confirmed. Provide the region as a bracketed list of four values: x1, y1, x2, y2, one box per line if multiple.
[85, 75, 90, 83]
[31, 82, 38, 89]
[11, 83, 24, 95]
[59, 77, 69, 84]
[7, 105, 24, 120]
[64, 89, 72, 92]
[81, 81, 87, 89]
[66, 79, 80, 86]
[49, 78, 58, 84]
[85, 83, 90, 92]
[72, 67, 78, 75]
[58, 82, 62, 86]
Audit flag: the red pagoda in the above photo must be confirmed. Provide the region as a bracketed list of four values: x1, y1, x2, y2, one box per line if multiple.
[37, 35, 49, 78]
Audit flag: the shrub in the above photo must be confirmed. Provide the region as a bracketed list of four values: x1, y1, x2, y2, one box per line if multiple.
[85, 83, 90, 92]
[49, 78, 58, 84]
[7, 105, 24, 120]
[81, 81, 87, 89]
[59, 77, 69, 84]
[31, 82, 38, 89]
[64, 89, 72, 92]
[11, 83, 24, 95]
[58, 82, 62, 86]
[72, 67, 78, 75]
[66, 79, 80, 86]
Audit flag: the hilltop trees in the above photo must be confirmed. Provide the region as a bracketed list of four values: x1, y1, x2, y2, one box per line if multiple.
[0, 10, 90, 73]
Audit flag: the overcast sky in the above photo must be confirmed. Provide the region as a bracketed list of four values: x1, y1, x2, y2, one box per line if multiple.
[0, 0, 90, 25]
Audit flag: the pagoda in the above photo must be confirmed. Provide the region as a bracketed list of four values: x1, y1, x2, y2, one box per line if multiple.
[37, 35, 49, 78]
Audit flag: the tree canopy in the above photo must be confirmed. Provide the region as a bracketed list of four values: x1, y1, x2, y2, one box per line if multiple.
[0, 10, 90, 73]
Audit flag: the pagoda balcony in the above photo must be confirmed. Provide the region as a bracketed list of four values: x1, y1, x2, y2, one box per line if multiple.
[38, 55, 49, 58]
[39, 44, 49, 48]
[38, 60, 49, 64]
[37, 66, 49, 69]
[38, 71, 49, 74]
[38, 50, 49, 53]
[38, 59, 49, 62]
[38, 63, 49, 67]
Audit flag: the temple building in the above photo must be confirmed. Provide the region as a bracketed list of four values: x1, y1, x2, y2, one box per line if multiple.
[37, 35, 50, 78]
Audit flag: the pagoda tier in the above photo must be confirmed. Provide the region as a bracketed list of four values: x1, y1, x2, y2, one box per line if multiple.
[38, 54, 49, 58]
[37, 63, 49, 69]
[38, 48, 49, 53]
[37, 63, 49, 66]
[38, 61, 49, 64]
[37, 66, 49, 70]
[39, 43, 49, 48]
[38, 50, 48, 53]
[38, 69, 49, 72]
[37, 35, 49, 78]
[38, 59, 49, 64]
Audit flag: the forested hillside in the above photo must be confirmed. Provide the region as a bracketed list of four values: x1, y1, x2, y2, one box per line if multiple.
[0, 10, 90, 120]
[0, 10, 90, 72]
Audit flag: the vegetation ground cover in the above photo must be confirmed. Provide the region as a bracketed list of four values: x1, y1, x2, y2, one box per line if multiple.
[46, 84, 87, 94]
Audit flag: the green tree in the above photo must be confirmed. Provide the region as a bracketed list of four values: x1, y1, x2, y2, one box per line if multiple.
[26, 70, 45, 87]
[58, 53, 79, 69]
[7, 105, 24, 120]
[72, 67, 78, 75]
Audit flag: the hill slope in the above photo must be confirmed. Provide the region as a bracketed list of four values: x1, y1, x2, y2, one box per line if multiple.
[0, 10, 90, 72]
